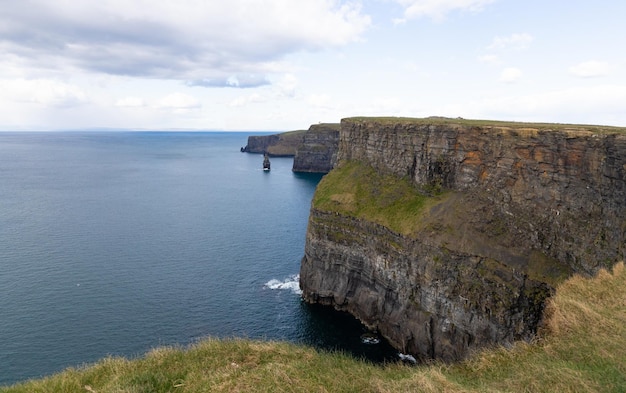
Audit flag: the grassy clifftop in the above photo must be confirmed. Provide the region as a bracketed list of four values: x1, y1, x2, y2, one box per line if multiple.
[312, 160, 447, 236]
[344, 116, 626, 134]
[2, 262, 624, 393]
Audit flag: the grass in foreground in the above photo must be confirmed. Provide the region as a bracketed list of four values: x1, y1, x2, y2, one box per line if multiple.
[3, 262, 624, 393]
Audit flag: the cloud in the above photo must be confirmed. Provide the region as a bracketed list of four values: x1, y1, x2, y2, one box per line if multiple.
[275, 74, 299, 98]
[187, 75, 271, 89]
[487, 33, 533, 50]
[115, 96, 145, 108]
[307, 93, 333, 108]
[230, 93, 267, 107]
[458, 85, 626, 126]
[393, 0, 497, 21]
[156, 92, 201, 112]
[499, 67, 522, 83]
[0, 79, 88, 107]
[569, 60, 610, 78]
[478, 54, 500, 65]
[229, 72, 301, 107]
[0, 0, 370, 87]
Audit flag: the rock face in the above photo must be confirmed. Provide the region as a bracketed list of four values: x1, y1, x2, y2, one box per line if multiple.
[292, 123, 340, 173]
[300, 117, 626, 362]
[242, 130, 305, 156]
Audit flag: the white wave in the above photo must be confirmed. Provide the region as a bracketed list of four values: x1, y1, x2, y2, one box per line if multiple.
[360, 333, 380, 345]
[264, 274, 302, 295]
[398, 353, 417, 364]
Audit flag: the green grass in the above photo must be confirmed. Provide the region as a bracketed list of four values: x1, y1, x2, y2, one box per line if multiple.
[278, 129, 307, 136]
[265, 130, 306, 156]
[312, 161, 446, 235]
[343, 116, 626, 134]
[3, 263, 624, 392]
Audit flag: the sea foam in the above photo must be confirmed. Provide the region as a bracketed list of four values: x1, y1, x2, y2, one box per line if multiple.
[264, 274, 302, 295]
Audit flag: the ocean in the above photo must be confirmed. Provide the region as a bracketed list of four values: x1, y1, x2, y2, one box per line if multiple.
[0, 131, 396, 386]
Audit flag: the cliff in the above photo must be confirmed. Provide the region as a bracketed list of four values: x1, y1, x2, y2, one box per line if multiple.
[300, 117, 626, 362]
[242, 130, 305, 156]
[292, 123, 340, 173]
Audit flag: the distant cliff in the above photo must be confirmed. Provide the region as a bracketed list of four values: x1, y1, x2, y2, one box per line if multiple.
[241, 124, 339, 172]
[300, 117, 626, 362]
[242, 130, 305, 156]
[292, 123, 340, 173]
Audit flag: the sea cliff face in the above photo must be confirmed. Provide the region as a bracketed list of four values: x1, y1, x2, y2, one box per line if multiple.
[300, 117, 626, 361]
[242, 124, 339, 173]
[242, 130, 305, 156]
[292, 123, 340, 173]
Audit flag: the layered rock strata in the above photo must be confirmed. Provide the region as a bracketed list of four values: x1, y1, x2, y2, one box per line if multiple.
[300, 117, 626, 361]
[292, 123, 340, 173]
[242, 130, 305, 156]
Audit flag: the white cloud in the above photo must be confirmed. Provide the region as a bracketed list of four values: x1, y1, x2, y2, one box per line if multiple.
[459, 85, 626, 125]
[499, 67, 522, 83]
[275, 74, 299, 98]
[156, 92, 201, 112]
[229, 72, 300, 106]
[307, 94, 333, 108]
[228, 71, 301, 107]
[0, 79, 88, 107]
[569, 61, 610, 78]
[0, 0, 371, 87]
[478, 54, 500, 65]
[115, 96, 145, 108]
[393, 0, 497, 21]
[487, 33, 533, 50]
[392, 17, 408, 25]
[230, 93, 267, 107]
[188, 75, 271, 89]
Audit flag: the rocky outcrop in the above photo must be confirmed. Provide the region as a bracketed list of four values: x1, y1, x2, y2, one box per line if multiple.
[300, 117, 626, 362]
[242, 130, 305, 156]
[292, 123, 340, 173]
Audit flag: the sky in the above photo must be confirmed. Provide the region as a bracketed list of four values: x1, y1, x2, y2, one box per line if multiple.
[0, 0, 625, 131]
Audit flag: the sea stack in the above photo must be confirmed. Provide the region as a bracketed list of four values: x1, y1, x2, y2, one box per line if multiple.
[263, 153, 271, 171]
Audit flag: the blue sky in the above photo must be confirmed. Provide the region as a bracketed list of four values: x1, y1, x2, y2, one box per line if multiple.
[0, 0, 624, 131]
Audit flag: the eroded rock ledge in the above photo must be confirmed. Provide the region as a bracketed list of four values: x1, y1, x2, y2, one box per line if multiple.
[300, 117, 626, 361]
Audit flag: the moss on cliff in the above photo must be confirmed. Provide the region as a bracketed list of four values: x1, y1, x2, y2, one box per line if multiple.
[313, 161, 448, 235]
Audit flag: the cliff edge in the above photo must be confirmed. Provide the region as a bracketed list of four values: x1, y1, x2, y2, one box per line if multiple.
[242, 130, 305, 156]
[292, 123, 340, 173]
[300, 117, 626, 362]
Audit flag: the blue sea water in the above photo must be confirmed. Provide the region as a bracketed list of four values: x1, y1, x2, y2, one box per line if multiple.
[0, 132, 396, 386]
